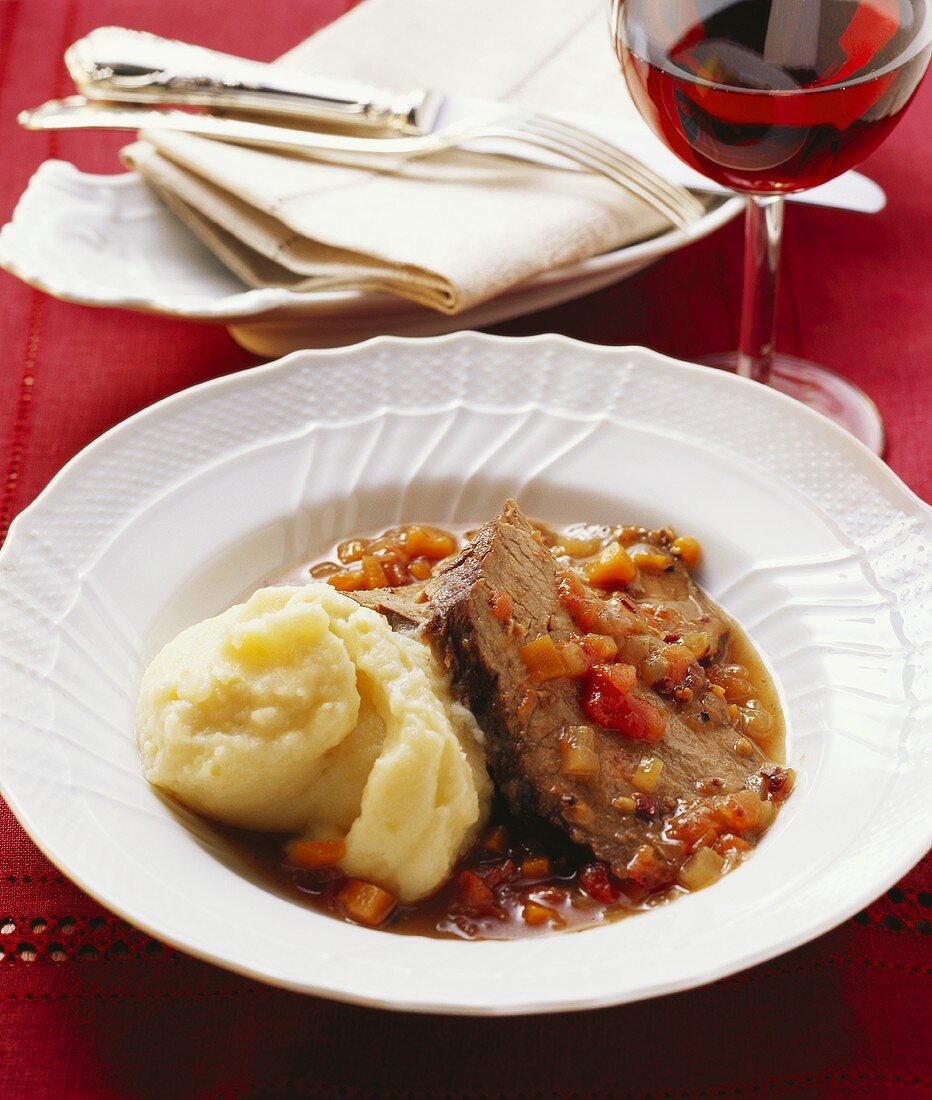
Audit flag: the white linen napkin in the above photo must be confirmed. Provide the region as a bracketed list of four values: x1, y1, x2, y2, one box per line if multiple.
[123, 0, 676, 314]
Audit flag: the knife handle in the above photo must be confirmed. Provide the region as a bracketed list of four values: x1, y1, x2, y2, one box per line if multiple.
[65, 26, 442, 134]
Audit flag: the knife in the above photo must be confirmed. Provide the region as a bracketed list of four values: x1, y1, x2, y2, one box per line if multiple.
[53, 25, 886, 214]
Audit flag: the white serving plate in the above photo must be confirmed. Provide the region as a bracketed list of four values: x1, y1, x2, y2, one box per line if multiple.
[0, 162, 743, 354]
[0, 333, 929, 1015]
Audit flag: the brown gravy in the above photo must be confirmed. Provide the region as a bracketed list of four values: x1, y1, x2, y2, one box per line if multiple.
[220, 519, 788, 939]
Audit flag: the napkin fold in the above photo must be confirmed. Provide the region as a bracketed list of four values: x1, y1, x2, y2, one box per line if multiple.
[124, 0, 675, 314]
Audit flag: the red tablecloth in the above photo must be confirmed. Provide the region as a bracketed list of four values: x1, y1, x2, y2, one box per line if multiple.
[1, 3, 930, 1097]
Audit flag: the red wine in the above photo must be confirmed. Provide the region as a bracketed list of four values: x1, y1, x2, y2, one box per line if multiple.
[616, 0, 932, 192]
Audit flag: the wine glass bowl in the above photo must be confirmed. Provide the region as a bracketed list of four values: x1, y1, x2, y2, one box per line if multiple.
[610, 0, 932, 451]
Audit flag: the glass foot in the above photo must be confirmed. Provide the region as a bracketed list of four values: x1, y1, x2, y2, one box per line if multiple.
[702, 352, 885, 455]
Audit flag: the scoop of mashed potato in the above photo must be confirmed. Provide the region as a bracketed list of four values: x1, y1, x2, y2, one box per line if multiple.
[136, 584, 491, 901]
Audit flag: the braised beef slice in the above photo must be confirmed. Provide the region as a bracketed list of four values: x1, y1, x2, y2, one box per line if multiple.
[349, 583, 428, 632]
[424, 501, 761, 878]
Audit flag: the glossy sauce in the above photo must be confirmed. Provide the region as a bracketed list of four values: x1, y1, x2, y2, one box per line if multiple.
[224, 520, 789, 938]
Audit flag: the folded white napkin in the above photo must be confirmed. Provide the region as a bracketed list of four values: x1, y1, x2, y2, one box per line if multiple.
[123, 0, 676, 314]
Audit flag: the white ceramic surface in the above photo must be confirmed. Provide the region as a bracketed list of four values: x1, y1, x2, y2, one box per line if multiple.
[0, 162, 743, 352]
[0, 333, 929, 1015]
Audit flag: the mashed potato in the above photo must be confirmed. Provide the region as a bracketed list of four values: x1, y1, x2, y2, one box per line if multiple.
[136, 584, 491, 901]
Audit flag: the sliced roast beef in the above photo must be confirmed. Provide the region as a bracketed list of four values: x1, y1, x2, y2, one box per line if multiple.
[424, 501, 764, 879]
[349, 583, 429, 632]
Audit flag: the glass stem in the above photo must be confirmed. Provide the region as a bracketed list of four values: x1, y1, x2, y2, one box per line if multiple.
[737, 194, 785, 385]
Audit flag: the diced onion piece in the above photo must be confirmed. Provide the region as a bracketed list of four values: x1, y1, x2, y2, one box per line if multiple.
[640, 653, 669, 687]
[521, 856, 552, 880]
[557, 533, 602, 558]
[559, 725, 600, 779]
[557, 641, 590, 678]
[633, 550, 672, 574]
[337, 879, 397, 927]
[284, 838, 346, 870]
[672, 536, 702, 570]
[742, 699, 774, 738]
[612, 795, 637, 813]
[523, 902, 559, 927]
[584, 542, 637, 587]
[716, 834, 752, 855]
[632, 756, 664, 793]
[519, 634, 567, 683]
[677, 847, 725, 890]
[563, 800, 595, 827]
[621, 633, 651, 665]
[683, 631, 710, 659]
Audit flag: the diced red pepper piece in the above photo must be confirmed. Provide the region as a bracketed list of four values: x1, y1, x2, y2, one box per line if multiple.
[453, 870, 497, 914]
[579, 862, 621, 903]
[580, 665, 666, 742]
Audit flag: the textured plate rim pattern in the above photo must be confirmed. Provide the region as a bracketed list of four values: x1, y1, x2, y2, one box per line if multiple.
[0, 333, 929, 1015]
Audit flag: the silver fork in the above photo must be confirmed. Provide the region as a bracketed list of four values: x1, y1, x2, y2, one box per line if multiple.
[20, 96, 705, 230]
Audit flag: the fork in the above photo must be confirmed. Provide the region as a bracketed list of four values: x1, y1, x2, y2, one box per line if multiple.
[20, 97, 706, 231]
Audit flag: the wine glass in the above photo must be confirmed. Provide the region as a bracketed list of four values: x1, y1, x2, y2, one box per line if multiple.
[610, 0, 932, 452]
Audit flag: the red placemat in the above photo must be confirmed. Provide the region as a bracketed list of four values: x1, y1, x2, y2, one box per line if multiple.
[1, 3, 930, 1097]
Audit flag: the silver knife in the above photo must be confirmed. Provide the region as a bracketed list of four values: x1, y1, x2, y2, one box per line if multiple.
[55, 25, 886, 214]
[65, 26, 444, 134]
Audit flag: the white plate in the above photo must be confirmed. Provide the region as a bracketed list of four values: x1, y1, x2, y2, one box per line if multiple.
[0, 162, 743, 354]
[0, 333, 929, 1015]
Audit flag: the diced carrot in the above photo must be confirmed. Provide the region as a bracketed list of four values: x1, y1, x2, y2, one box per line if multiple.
[337, 879, 397, 927]
[361, 554, 389, 589]
[408, 558, 433, 581]
[603, 662, 638, 693]
[633, 550, 672, 574]
[401, 526, 457, 560]
[672, 536, 702, 570]
[521, 856, 552, 880]
[519, 634, 567, 683]
[662, 642, 695, 685]
[489, 589, 513, 622]
[584, 542, 637, 587]
[284, 838, 346, 870]
[336, 538, 367, 564]
[581, 633, 619, 662]
[327, 569, 367, 592]
[626, 844, 673, 890]
[522, 902, 559, 927]
[715, 834, 752, 856]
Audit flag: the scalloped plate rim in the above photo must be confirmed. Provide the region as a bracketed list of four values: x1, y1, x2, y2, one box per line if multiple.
[0, 333, 929, 1015]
